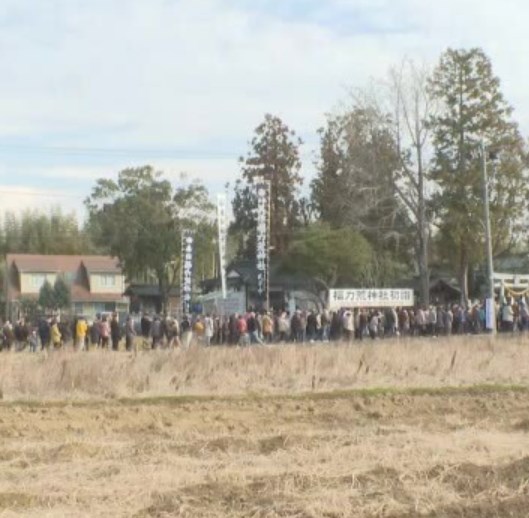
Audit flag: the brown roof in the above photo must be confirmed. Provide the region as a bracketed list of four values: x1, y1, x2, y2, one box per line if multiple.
[82, 257, 121, 274]
[6, 254, 120, 274]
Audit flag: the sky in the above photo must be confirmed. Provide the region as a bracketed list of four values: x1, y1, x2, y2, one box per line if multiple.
[0, 0, 528, 220]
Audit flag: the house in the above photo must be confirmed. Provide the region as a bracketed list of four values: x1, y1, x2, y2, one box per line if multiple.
[124, 283, 180, 315]
[201, 259, 327, 313]
[4, 254, 129, 321]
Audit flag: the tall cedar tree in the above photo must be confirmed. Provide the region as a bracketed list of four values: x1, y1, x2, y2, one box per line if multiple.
[428, 48, 529, 302]
[232, 114, 303, 257]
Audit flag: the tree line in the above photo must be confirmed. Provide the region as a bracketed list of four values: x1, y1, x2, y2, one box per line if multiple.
[1, 47, 527, 309]
[233, 47, 529, 305]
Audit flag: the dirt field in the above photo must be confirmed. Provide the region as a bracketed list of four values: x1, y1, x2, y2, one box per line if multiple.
[2, 339, 529, 516]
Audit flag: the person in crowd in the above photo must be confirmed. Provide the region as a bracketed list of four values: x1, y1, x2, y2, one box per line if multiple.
[436, 307, 445, 336]
[51, 319, 62, 348]
[330, 311, 342, 341]
[141, 314, 152, 338]
[228, 314, 238, 345]
[90, 317, 101, 347]
[398, 308, 410, 337]
[151, 316, 163, 349]
[261, 312, 274, 343]
[306, 311, 318, 342]
[14, 319, 29, 351]
[342, 310, 354, 343]
[247, 312, 263, 345]
[299, 311, 307, 343]
[2, 321, 13, 350]
[204, 314, 214, 346]
[501, 299, 515, 332]
[100, 316, 110, 349]
[110, 313, 121, 351]
[415, 307, 426, 336]
[193, 316, 205, 344]
[368, 311, 380, 340]
[277, 312, 290, 342]
[237, 313, 249, 346]
[166, 317, 180, 349]
[181, 314, 193, 349]
[219, 316, 229, 345]
[290, 310, 302, 343]
[520, 299, 529, 332]
[321, 309, 330, 341]
[427, 306, 437, 336]
[76, 316, 88, 351]
[28, 328, 39, 353]
[125, 315, 136, 352]
[444, 306, 454, 336]
[38, 317, 51, 350]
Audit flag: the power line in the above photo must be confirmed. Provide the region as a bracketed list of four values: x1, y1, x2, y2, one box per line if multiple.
[0, 189, 84, 199]
[0, 144, 316, 160]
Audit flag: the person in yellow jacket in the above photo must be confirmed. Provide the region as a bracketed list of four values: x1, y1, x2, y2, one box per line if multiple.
[75, 317, 88, 351]
[193, 317, 204, 345]
[262, 312, 273, 343]
[50, 319, 62, 348]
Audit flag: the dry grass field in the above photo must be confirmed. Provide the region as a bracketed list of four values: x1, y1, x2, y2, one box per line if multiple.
[2, 336, 529, 516]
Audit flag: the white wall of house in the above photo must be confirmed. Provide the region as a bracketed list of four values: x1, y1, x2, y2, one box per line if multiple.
[20, 272, 57, 294]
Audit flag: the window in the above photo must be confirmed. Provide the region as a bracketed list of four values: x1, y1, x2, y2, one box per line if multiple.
[100, 275, 116, 287]
[30, 274, 47, 290]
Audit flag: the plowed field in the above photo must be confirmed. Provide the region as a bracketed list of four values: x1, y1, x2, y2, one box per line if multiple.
[2, 385, 529, 517]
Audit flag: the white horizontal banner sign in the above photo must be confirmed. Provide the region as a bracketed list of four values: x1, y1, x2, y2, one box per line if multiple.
[329, 289, 414, 309]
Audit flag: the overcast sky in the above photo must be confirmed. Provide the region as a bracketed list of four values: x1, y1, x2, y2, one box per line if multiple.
[0, 0, 527, 219]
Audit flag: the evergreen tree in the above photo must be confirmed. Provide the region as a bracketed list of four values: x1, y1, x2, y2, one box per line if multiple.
[311, 105, 413, 285]
[38, 280, 56, 312]
[428, 48, 529, 301]
[0, 207, 95, 255]
[53, 276, 71, 312]
[232, 114, 303, 257]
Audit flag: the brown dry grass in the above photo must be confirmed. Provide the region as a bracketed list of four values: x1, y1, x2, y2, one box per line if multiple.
[1, 336, 529, 516]
[0, 334, 528, 401]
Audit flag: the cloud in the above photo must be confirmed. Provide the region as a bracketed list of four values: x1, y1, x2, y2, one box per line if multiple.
[0, 185, 83, 219]
[0, 0, 527, 210]
[0, 158, 243, 219]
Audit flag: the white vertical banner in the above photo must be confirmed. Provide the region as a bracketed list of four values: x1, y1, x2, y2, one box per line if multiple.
[181, 231, 194, 315]
[255, 181, 270, 307]
[485, 297, 495, 330]
[216, 193, 228, 299]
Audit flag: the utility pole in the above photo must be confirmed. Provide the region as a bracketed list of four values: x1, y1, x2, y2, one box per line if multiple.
[481, 138, 496, 334]
[266, 179, 271, 312]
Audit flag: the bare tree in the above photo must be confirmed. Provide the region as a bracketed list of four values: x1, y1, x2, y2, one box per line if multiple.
[386, 59, 436, 306]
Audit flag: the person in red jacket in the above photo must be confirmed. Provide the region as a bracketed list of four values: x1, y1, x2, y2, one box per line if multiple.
[237, 314, 249, 346]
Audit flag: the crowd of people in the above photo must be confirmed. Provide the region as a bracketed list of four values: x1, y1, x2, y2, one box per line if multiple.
[0, 297, 527, 352]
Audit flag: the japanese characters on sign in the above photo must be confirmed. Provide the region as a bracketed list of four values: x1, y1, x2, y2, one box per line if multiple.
[216, 194, 228, 299]
[255, 182, 270, 302]
[181, 231, 194, 315]
[328, 289, 414, 310]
